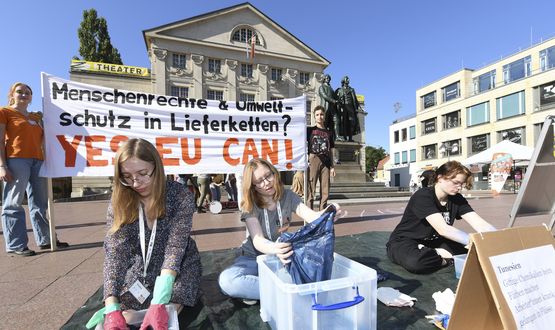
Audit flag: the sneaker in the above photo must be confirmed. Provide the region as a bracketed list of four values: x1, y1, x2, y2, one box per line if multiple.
[7, 248, 36, 256]
[242, 299, 258, 306]
[39, 240, 70, 250]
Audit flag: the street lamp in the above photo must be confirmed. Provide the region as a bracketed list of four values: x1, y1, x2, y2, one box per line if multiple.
[439, 141, 459, 161]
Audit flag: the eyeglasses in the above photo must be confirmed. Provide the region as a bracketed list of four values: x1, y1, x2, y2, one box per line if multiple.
[15, 90, 31, 96]
[253, 172, 275, 188]
[449, 179, 465, 188]
[119, 168, 155, 187]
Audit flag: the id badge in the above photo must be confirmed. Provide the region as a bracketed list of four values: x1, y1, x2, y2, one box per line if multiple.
[129, 280, 150, 304]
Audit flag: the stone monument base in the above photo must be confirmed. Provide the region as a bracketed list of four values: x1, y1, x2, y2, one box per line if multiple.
[333, 141, 366, 183]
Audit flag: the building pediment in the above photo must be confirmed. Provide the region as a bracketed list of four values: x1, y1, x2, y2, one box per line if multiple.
[143, 2, 329, 66]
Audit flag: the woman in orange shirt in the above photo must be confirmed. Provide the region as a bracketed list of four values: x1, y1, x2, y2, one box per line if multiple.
[0, 82, 68, 256]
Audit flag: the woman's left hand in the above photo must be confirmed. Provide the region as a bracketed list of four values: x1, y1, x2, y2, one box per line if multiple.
[330, 203, 347, 222]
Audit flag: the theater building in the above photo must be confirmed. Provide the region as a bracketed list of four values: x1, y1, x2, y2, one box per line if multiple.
[413, 37, 555, 189]
[69, 2, 366, 196]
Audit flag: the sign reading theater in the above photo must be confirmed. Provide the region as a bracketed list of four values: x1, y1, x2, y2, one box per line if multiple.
[70, 60, 150, 77]
[41, 73, 307, 177]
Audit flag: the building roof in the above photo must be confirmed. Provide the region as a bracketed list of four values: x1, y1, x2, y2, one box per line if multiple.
[377, 155, 390, 170]
[142, 2, 330, 66]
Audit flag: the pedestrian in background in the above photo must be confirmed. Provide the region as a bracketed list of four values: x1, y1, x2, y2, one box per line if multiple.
[0, 82, 68, 256]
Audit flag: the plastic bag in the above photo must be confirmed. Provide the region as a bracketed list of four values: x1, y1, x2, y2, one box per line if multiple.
[278, 205, 336, 284]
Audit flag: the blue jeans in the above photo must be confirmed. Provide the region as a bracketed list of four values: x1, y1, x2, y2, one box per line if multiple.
[218, 255, 260, 300]
[2, 158, 50, 251]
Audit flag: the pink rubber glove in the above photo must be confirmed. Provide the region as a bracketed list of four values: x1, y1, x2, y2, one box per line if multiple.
[140, 304, 168, 330]
[103, 310, 129, 330]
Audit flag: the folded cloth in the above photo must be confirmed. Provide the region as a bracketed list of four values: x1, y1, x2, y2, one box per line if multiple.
[431, 288, 455, 315]
[377, 287, 417, 307]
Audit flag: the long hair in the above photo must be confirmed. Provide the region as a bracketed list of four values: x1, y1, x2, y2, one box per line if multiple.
[240, 158, 284, 213]
[110, 138, 166, 233]
[7, 82, 32, 106]
[429, 161, 473, 189]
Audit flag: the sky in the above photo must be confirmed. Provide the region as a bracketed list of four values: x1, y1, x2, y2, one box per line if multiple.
[1, 0, 554, 153]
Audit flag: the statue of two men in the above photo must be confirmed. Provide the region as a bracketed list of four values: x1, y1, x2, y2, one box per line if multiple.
[318, 75, 361, 142]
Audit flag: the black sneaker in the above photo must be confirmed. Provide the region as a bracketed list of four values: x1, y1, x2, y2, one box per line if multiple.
[7, 248, 36, 256]
[39, 240, 70, 250]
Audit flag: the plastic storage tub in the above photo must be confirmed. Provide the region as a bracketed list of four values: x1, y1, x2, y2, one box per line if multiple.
[453, 254, 468, 279]
[257, 253, 377, 330]
[95, 304, 178, 330]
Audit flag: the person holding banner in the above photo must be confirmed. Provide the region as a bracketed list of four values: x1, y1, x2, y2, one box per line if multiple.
[1, 82, 68, 257]
[387, 161, 496, 274]
[218, 158, 344, 304]
[86, 138, 201, 329]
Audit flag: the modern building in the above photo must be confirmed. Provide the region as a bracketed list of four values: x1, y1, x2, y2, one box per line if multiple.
[388, 114, 416, 187]
[68, 2, 367, 196]
[414, 37, 555, 189]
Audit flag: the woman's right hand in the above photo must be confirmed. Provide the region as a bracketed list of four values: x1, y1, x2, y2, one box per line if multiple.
[273, 242, 293, 264]
[0, 167, 13, 182]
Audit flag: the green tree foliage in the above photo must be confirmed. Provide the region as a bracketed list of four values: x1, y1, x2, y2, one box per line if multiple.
[76, 9, 122, 64]
[365, 146, 387, 173]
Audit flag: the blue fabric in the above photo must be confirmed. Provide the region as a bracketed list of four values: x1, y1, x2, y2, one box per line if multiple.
[2, 158, 50, 251]
[279, 206, 336, 284]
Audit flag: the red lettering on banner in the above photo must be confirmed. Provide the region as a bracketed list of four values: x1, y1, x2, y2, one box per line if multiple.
[110, 135, 129, 164]
[56, 135, 83, 167]
[284, 139, 293, 169]
[155, 137, 179, 166]
[261, 139, 279, 164]
[180, 138, 202, 165]
[85, 135, 108, 166]
[242, 139, 260, 163]
[223, 138, 240, 165]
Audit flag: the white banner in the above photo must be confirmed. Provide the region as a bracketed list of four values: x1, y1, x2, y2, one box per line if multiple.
[40, 73, 307, 177]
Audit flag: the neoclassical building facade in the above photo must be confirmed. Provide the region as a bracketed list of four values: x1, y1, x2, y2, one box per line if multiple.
[69, 3, 366, 195]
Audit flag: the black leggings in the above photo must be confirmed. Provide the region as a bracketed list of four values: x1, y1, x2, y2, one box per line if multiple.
[387, 238, 467, 274]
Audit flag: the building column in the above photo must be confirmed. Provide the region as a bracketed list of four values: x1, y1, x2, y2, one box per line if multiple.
[191, 54, 204, 99]
[257, 64, 269, 101]
[225, 59, 238, 101]
[151, 47, 168, 95]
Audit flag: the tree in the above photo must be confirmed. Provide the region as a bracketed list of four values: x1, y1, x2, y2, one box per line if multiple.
[76, 9, 122, 64]
[365, 146, 387, 174]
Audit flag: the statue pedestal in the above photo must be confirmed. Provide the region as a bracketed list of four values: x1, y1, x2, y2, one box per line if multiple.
[333, 141, 366, 183]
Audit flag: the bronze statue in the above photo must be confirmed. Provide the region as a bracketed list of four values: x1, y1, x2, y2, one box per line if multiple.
[318, 74, 341, 141]
[335, 76, 361, 142]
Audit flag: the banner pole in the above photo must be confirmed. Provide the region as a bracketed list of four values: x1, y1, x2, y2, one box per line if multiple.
[46, 178, 57, 252]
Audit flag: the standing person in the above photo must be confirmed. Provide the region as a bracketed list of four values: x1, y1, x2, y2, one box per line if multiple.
[1, 82, 68, 257]
[223, 173, 238, 202]
[335, 76, 361, 142]
[307, 106, 336, 210]
[196, 173, 211, 213]
[86, 138, 201, 329]
[218, 158, 343, 304]
[386, 161, 496, 274]
[318, 74, 341, 141]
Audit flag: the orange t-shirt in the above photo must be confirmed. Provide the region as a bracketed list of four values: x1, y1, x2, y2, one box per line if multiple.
[0, 106, 44, 160]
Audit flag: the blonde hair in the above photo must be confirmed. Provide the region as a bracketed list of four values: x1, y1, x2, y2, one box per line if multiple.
[110, 138, 166, 232]
[240, 158, 284, 213]
[8, 82, 32, 106]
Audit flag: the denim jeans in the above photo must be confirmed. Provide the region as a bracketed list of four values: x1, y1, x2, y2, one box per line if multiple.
[218, 255, 260, 300]
[2, 158, 50, 251]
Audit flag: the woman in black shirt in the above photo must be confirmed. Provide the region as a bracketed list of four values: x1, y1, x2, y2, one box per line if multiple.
[387, 161, 496, 274]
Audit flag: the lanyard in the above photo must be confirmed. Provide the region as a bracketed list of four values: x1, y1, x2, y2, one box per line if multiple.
[263, 200, 282, 241]
[139, 204, 157, 279]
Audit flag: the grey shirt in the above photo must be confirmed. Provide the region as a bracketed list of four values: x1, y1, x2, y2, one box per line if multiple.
[240, 189, 302, 257]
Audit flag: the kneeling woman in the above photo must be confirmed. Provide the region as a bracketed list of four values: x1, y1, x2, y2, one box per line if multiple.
[218, 158, 342, 302]
[88, 139, 201, 329]
[387, 161, 496, 274]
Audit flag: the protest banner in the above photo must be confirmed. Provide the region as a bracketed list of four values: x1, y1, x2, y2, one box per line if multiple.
[40, 73, 307, 177]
